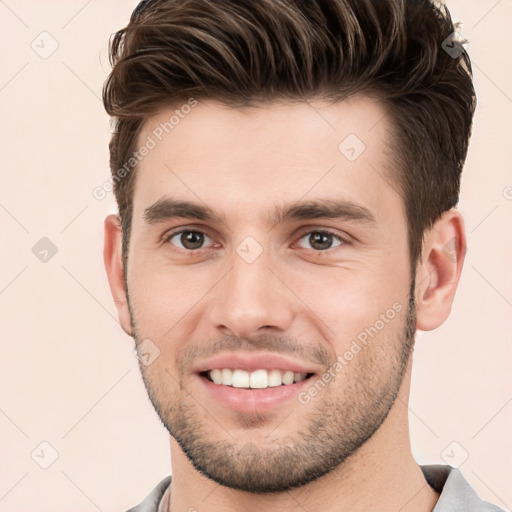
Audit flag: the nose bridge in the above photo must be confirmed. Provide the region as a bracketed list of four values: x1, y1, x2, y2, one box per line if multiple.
[209, 243, 295, 337]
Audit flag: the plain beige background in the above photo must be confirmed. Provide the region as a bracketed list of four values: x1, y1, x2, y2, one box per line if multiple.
[0, 1, 511, 511]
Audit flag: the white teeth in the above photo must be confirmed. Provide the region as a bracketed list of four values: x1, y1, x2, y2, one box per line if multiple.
[268, 369, 282, 387]
[282, 370, 295, 385]
[249, 369, 268, 389]
[210, 369, 222, 384]
[232, 369, 250, 388]
[221, 368, 233, 385]
[206, 368, 310, 388]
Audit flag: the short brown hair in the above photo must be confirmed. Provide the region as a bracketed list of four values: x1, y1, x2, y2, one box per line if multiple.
[103, 0, 476, 273]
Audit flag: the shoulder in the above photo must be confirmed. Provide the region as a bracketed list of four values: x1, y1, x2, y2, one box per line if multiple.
[421, 465, 505, 512]
[125, 475, 172, 512]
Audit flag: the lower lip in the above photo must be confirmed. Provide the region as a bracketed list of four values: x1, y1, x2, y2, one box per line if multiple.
[197, 374, 314, 413]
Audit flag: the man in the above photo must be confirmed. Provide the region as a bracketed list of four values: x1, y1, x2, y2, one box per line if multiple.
[102, 0, 504, 511]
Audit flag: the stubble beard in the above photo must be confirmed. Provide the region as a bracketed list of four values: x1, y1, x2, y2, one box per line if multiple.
[129, 282, 416, 493]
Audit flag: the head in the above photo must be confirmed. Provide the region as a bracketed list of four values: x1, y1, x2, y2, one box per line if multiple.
[103, 0, 475, 493]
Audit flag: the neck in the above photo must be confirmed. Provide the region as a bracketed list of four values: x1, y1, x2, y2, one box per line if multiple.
[166, 370, 439, 512]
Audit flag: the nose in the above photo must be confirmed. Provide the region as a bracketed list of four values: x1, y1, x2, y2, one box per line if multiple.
[207, 249, 296, 339]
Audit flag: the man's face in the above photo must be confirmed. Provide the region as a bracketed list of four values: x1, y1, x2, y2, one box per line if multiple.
[125, 97, 415, 492]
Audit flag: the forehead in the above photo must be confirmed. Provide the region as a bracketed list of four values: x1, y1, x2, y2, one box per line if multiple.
[131, 96, 403, 225]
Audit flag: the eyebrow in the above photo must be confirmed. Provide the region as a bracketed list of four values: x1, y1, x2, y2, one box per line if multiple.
[270, 198, 376, 226]
[143, 196, 376, 226]
[144, 198, 225, 224]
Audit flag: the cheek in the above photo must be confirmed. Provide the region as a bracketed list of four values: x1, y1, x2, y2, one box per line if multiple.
[287, 260, 409, 354]
[128, 260, 207, 338]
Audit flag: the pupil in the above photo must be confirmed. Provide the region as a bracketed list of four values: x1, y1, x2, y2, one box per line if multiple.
[310, 232, 332, 250]
[182, 231, 203, 249]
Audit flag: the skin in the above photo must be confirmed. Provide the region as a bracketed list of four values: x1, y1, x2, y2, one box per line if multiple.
[104, 96, 466, 512]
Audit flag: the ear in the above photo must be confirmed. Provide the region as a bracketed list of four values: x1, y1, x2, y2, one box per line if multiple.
[414, 209, 466, 331]
[104, 214, 133, 336]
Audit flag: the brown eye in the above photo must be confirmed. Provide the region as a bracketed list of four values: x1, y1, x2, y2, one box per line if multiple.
[167, 230, 212, 250]
[297, 231, 344, 251]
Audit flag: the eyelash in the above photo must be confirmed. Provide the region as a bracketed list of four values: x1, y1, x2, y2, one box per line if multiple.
[163, 228, 349, 255]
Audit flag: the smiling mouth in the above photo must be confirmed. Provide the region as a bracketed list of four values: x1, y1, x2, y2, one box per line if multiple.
[200, 369, 315, 389]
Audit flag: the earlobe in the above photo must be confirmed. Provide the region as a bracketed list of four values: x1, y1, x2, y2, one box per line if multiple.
[103, 214, 133, 336]
[414, 209, 466, 332]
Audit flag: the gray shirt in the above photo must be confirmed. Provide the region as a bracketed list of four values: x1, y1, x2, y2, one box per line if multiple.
[126, 465, 505, 512]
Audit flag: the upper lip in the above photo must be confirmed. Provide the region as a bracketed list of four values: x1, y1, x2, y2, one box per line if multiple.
[193, 352, 322, 374]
